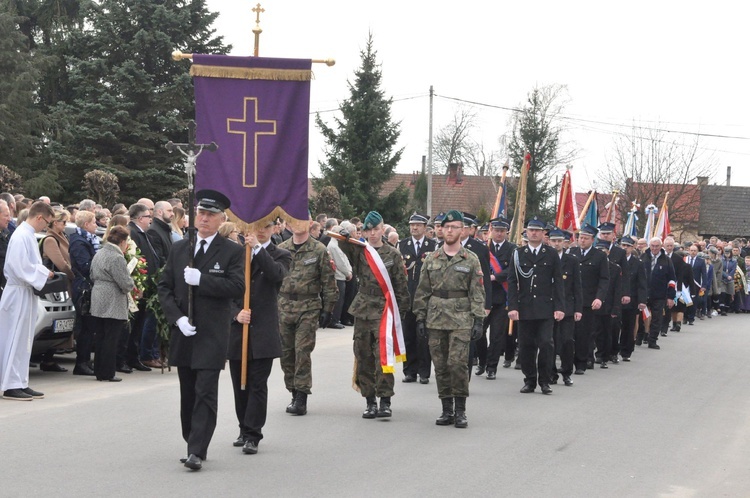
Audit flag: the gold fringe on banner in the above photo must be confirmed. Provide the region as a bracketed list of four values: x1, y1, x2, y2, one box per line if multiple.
[225, 206, 308, 234]
[190, 64, 313, 81]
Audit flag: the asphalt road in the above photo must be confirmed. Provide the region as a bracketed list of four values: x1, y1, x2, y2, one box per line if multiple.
[2, 313, 750, 497]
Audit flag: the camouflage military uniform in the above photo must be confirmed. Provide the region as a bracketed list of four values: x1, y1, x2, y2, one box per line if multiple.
[278, 237, 338, 396]
[341, 242, 409, 399]
[412, 246, 486, 398]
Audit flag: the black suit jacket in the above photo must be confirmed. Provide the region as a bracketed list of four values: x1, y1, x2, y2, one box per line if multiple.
[642, 249, 677, 300]
[147, 218, 173, 268]
[227, 243, 291, 361]
[688, 256, 708, 294]
[608, 244, 630, 297]
[158, 235, 245, 369]
[489, 239, 516, 306]
[463, 237, 492, 309]
[596, 261, 622, 316]
[669, 253, 690, 292]
[559, 252, 583, 316]
[128, 221, 159, 276]
[398, 236, 437, 308]
[623, 255, 648, 309]
[578, 246, 610, 307]
[508, 244, 565, 320]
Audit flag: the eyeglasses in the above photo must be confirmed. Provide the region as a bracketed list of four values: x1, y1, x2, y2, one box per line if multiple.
[442, 224, 463, 231]
[140, 215, 152, 219]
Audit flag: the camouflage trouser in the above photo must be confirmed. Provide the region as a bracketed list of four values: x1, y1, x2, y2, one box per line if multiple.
[428, 328, 471, 398]
[353, 318, 395, 398]
[279, 309, 318, 395]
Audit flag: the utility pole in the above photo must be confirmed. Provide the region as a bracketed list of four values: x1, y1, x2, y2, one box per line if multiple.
[427, 85, 434, 216]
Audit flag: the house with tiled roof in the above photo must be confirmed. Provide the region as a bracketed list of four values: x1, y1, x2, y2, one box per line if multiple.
[698, 185, 750, 239]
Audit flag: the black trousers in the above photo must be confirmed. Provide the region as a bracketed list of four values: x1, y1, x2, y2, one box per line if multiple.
[331, 280, 346, 324]
[608, 313, 621, 358]
[594, 314, 612, 362]
[118, 301, 145, 366]
[229, 358, 274, 445]
[93, 317, 125, 380]
[485, 305, 509, 371]
[517, 318, 554, 387]
[647, 298, 666, 343]
[619, 308, 639, 358]
[402, 310, 431, 379]
[75, 311, 96, 365]
[553, 316, 575, 377]
[341, 278, 358, 324]
[177, 367, 221, 460]
[574, 307, 594, 371]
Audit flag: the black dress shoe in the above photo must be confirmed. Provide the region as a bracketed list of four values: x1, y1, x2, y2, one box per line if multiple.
[96, 377, 122, 382]
[233, 435, 245, 447]
[418, 376, 429, 384]
[486, 370, 496, 380]
[514, 362, 522, 370]
[475, 365, 486, 376]
[520, 384, 535, 394]
[502, 360, 512, 368]
[402, 375, 416, 383]
[242, 440, 258, 454]
[362, 398, 378, 419]
[600, 362, 608, 369]
[329, 323, 345, 329]
[635, 337, 643, 346]
[22, 387, 45, 398]
[648, 343, 661, 350]
[563, 375, 573, 386]
[622, 357, 631, 362]
[184, 454, 202, 470]
[540, 384, 553, 395]
[376, 397, 392, 418]
[116, 364, 133, 374]
[574, 369, 584, 375]
[128, 361, 152, 372]
[660, 332, 667, 337]
[73, 363, 95, 376]
[40, 362, 68, 372]
[594, 357, 602, 364]
[550, 377, 558, 385]
[611, 356, 619, 364]
[586, 361, 594, 369]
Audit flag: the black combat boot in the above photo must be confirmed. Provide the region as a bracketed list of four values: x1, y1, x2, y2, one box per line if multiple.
[435, 397, 454, 426]
[376, 396, 392, 418]
[286, 389, 297, 413]
[454, 397, 468, 428]
[292, 391, 307, 416]
[362, 397, 378, 419]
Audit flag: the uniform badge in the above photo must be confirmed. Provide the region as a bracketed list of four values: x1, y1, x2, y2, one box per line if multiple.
[455, 266, 470, 273]
[405, 254, 411, 260]
[303, 257, 318, 266]
[208, 262, 224, 274]
[563, 274, 568, 279]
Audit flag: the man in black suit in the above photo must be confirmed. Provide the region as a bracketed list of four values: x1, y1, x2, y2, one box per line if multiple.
[685, 244, 708, 324]
[398, 212, 436, 384]
[663, 237, 689, 334]
[158, 190, 245, 471]
[573, 223, 609, 374]
[597, 222, 629, 364]
[593, 241, 622, 369]
[460, 213, 492, 372]
[549, 228, 582, 386]
[618, 236, 648, 361]
[640, 237, 676, 349]
[482, 217, 516, 379]
[227, 220, 291, 455]
[507, 217, 565, 395]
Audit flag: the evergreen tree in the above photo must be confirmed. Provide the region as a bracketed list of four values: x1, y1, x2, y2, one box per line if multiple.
[43, 0, 228, 204]
[315, 33, 405, 220]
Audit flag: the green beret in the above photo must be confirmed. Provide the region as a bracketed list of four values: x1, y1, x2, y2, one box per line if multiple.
[363, 211, 383, 230]
[442, 209, 464, 225]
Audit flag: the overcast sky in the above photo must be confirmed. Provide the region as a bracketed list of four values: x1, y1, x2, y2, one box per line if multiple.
[202, 0, 750, 194]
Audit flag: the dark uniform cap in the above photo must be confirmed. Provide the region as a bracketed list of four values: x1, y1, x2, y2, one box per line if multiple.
[442, 210, 464, 225]
[595, 240, 611, 250]
[462, 212, 477, 227]
[433, 212, 446, 223]
[548, 227, 565, 240]
[363, 211, 383, 230]
[579, 223, 598, 237]
[408, 211, 429, 224]
[620, 235, 635, 246]
[521, 230, 528, 241]
[526, 216, 545, 230]
[598, 222, 616, 234]
[489, 217, 510, 230]
[479, 223, 489, 232]
[196, 189, 231, 213]
[562, 230, 573, 242]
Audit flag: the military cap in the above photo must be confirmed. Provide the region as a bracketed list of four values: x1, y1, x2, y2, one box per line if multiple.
[548, 227, 565, 240]
[579, 223, 598, 237]
[479, 223, 489, 232]
[433, 212, 446, 224]
[545, 222, 556, 232]
[363, 211, 383, 230]
[620, 235, 635, 246]
[521, 230, 528, 241]
[562, 230, 573, 242]
[526, 216, 545, 230]
[442, 209, 464, 225]
[490, 217, 510, 230]
[598, 221, 616, 234]
[595, 239, 611, 250]
[196, 189, 231, 213]
[408, 211, 429, 224]
[461, 212, 477, 226]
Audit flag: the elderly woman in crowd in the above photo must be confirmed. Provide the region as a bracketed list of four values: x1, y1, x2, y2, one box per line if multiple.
[90, 226, 136, 382]
[719, 246, 737, 316]
[69, 210, 99, 376]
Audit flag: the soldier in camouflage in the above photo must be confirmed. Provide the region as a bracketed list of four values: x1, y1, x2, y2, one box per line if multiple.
[339, 211, 409, 419]
[278, 218, 338, 416]
[412, 210, 487, 428]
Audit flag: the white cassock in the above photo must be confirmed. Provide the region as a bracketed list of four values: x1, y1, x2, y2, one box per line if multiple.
[0, 222, 50, 391]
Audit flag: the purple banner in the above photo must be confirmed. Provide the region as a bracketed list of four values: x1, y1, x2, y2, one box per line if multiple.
[192, 54, 311, 223]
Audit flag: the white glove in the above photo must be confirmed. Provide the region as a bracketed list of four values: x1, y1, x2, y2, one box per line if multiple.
[184, 267, 201, 286]
[176, 316, 197, 337]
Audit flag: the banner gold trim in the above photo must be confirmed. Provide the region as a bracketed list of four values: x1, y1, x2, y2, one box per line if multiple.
[190, 64, 313, 81]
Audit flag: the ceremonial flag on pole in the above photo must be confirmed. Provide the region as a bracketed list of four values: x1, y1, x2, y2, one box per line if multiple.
[643, 204, 657, 240]
[582, 194, 599, 228]
[622, 201, 640, 238]
[492, 164, 508, 219]
[191, 54, 312, 224]
[555, 168, 578, 232]
[653, 193, 671, 241]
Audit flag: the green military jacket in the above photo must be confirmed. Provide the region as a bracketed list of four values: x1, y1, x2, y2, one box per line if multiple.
[341, 242, 409, 321]
[412, 246, 486, 329]
[278, 236, 338, 314]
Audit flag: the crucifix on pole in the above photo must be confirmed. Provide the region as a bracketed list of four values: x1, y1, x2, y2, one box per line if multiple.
[165, 120, 218, 325]
[252, 3, 264, 57]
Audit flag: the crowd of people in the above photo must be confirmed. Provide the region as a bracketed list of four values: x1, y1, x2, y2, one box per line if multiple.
[1, 190, 749, 470]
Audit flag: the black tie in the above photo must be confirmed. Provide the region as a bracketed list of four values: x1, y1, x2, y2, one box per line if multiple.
[193, 239, 207, 267]
[415, 240, 421, 254]
[495, 244, 500, 253]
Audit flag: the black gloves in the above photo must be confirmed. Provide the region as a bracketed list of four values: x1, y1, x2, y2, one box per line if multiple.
[416, 320, 426, 339]
[471, 318, 484, 341]
[319, 311, 331, 329]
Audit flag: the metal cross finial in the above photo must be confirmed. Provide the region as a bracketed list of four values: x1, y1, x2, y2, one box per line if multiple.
[252, 3, 264, 26]
[252, 3, 264, 56]
[165, 120, 218, 190]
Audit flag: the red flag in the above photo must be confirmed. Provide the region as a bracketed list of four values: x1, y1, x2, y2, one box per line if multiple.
[555, 169, 578, 231]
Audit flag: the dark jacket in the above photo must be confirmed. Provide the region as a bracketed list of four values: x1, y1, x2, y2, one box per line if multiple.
[128, 221, 159, 276]
[463, 236, 493, 309]
[0, 228, 9, 294]
[158, 235, 245, 369]
[596, 260, 622, 316]
[227, 243, 291, 361]
[641, 249, 677, 300]
[147, 217, 173, 268]
[578, 246, 610, 307]
[69, 228, 96, 301]
[488, 239, 516, 307]
[687, 255, 708, 294]
[398, 236, 437, 308]
[622, 254, 648, 310]
[559, 252, 583, 317]
[608, 244, 630, 297]
[508, 244, 565, 320]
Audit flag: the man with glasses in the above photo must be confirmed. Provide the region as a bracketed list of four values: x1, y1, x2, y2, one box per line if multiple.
[0, 202, 57, 400]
